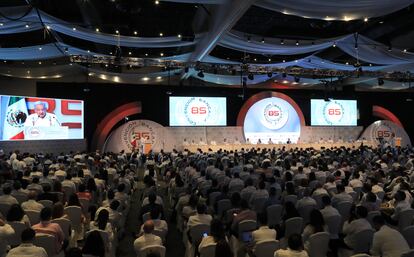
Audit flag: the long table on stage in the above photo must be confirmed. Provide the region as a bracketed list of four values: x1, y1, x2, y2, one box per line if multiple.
[184, 142, 376, 152]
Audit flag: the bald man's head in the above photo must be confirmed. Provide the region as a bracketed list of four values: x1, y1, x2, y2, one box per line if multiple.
[143, 220, 155, 234]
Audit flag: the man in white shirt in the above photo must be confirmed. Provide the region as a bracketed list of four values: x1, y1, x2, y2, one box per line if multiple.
[6, 228, 47, 257]
[21, 191, 44, 212]
[187, 204, 212, 231]
[252, 213, 276, 250]
[370, 215, 409, 257]
[0, 186, 18, 205]
[133, 220, 162, 254]
[24, 101, 60, 127]
[331, 184, 353, 207]
[342, 206, 373, 250]
[0, 218, 14, 256]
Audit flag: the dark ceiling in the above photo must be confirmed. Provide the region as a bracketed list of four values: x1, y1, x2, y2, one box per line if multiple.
[0, 0, 414, 65]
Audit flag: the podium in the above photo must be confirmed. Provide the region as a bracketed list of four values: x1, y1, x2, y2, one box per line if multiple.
[144, 143, 152, 154]
[24, 126, 69, 140]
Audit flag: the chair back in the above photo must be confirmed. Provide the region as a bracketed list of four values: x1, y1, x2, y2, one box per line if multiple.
[325, 215, 342, 239]
[399, 209, 414, 231]
[34, 233, 58, 257]
[267, 204, 283, 227]
[285, 217, 303, 238]
[142, 212, 151, 222]
[199, 243, 216, 257]
[64, 206, 82, 226]
[0, 203, 11, 217]
[254, 240, 279, 257]
[62, 186, 75, 199]
[140, 245, 166, 257]
[367, 211, 381, 227]
[229, 184, 244, 195]
[298, 204, 316, 224]
[52, 218, 71, 240]
[208, 192, 221, 208]
[312, 194, 327, 209]
[25, 210, 40, 225]
[307, 232, 330, 257]
[189, 224, 210, 245]
[13, 193, 28, 204]
[401, 249, 414, 257]
[284, 195, 298, 205]
[79, 198, 90, 215]
[153, 229, 167, 243]
[350, 254, 371, 257]
[216, 199, 232, 217]
[241, 191, 253, 203]
[352, 229, 374, 253]
[8, 221, 27, 246]
[39, 199, 53, 208]
[402, 225, 414, 248]
[252, 197, 267, 213]
[238, 219, 257, 240]
[336, 201, 353, 223]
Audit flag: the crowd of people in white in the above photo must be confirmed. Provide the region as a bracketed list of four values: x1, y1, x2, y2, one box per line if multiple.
[0, 143, 414, 257]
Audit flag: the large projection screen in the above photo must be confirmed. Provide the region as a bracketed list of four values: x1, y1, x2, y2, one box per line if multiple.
[169, 96, 227, 126]
[0, 95, 84, 140]
[311, 99, 357, 126]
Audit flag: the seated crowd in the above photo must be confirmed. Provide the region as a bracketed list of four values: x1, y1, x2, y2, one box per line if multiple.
[0, 144, 414, 257]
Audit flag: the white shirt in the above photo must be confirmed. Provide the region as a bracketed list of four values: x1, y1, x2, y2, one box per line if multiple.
[343, 218, 373, 249]
[0, 223, 15, 256]
[6, 243, 47, 257]
[21, 199, 44, 212]
[370, 225, 409, 257]
[275, 248, 309, 257]
[133, 233, 162, 254]
[252, 226, 276, 247]
[24, 113, 60, 127]
[187, 214, 212, 230]
[0, 195, 18, 205]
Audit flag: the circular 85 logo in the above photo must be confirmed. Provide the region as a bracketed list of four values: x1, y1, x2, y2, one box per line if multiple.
[323, 101, 344, 125]
[184, 98, 212, 126]
[262, 103, 289, 130]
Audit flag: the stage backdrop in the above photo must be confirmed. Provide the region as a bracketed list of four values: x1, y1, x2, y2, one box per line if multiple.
[359, 120, 412, 147]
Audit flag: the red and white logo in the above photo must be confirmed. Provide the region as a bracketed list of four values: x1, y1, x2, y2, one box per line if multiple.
[323, 101, 344, 125]
[184, 98, 211, 126]
[262, 103, 289, 130]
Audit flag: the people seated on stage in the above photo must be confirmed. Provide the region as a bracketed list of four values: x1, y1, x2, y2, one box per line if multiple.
[191, 139, 196, 145]
[287, 138, 292, 144]
[257, 138, 262, 144]
[210, 140, 217, 145]
[234, 137, 241, 144]
[223, 138, 228, 145]
[246, 138, 251, 144]
[199, 137, 206, 145]
[183, 138, 190, 146]
[267, 138, 274, 144]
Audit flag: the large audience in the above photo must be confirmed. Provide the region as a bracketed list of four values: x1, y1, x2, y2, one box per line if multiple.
[0, 143, 414, 257]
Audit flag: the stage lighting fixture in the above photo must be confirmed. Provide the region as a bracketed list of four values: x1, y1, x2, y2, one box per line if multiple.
[294, 76, 300, 82]
[267, 72, 272, 78]
[378, 78, 384, 85]
[197, 70, 204, 78]
[247, 36, 251, 42]
[248, 73, 254, 80]
[184, 67, 189, 73]
[282, 72, 287, 78]
[295, 40, 299, 46]
[280, 39, 284, 45]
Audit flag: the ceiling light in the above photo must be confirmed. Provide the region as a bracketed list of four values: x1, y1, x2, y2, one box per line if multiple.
[25, 24, 29, 28]
[46, 25, 51, 29]
[364, 17, 368, 22]
[333, 42, 336, 47]
[379, 21, 384, 24]
[109, 52, 113, 55]
[346, 62, 349, 65]
[0, 23, 3, 26]
[155, 0, 159, 4]
[404, 49, 407, 52]
[142, 77, 150, 81]
[128, 52, 132, 55]
[280, 39, 284, 45]
[87, 50, 90, 53]
[160, 53, 164, 56]
[38, 47, 42, 50]
[254, 58, 257, 61]
[134, 31, 138, 35]
[296, 40, 299, 46]
[268, 58, 271, 62]
[156, 76, 162, 80]
[282, 80, 288, 84]
[72, 27, 76, 31]
[178, 34, 181, 38]
[159, 32, 163, 36]
[145, 53, 148, 56]
[261, 38, 265, 43]
[282, 60, 286, 63]
[38, 61, 42, 65]
[88, 73, 93, 76]
[115, 30, 119, 34]
[95, 28, 99, 32]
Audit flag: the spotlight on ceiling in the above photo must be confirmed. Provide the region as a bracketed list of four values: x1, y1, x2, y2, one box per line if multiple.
[295, 40, 299, 46]
[248, 73, 254, 80]
[197, 70, 204, 78]
[267, 72, 273, 78]
[280, 39, 284, 45]
[378, 78, 384, 85]
[294, 76, 300, 83]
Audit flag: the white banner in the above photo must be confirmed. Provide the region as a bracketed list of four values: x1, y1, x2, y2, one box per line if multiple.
[359, 120, 411, 147]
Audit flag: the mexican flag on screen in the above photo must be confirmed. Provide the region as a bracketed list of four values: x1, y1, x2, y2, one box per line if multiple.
[2, 96, 29, 140]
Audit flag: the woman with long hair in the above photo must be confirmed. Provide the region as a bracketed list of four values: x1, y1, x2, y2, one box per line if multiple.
[6, 204, 30, 227]
[302, 209, 327, 249]
[90, 209, 114, 241]
[82, 230, 105, 257]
